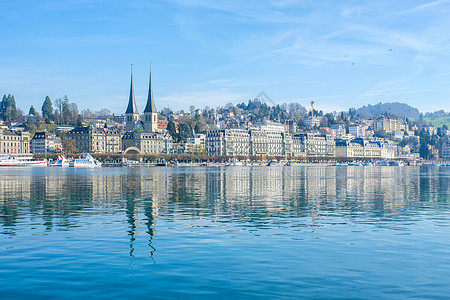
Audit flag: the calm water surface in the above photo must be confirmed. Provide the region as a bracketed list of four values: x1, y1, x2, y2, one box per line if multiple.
[0, 166, 449, 299]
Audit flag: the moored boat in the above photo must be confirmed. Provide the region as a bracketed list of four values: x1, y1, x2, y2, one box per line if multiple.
[50, 155, 71, 167]
[69, 154, 102, 167]
[0, 155, 47, 166]
[376, 160, 404, 166]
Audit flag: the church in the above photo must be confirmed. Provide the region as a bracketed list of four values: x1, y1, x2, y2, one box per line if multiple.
[122, 66, 173, 155]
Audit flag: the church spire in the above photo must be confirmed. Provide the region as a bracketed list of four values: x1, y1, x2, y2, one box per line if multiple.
[125, 64, 139, 114]
[144, 63, 157, 113]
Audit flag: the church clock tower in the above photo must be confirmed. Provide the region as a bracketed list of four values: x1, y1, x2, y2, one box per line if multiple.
[125, 65, 139, 132]
[143, 65, 158, 132]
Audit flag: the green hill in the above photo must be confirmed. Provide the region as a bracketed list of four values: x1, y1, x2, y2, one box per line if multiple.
[356, 102, 420, 119]
[424, 116, 450, 128]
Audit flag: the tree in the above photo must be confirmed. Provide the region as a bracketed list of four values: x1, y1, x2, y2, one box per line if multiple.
[94, 108, 112, 119]
[15, 109, 24, 123]
[29, 105, 37, 115]
[81, 109, 94, 119]
[68, 103, 79, 125]
[179, 123, 194, 142]
[54, 97, 63, 124]
[61, 98, 71, 124]
[76, 115, 84, 127]
[62, 138, 76, 154]
[419, 140, 429, 159]
[25, 116, 37, 135]
[0, 94, 17, 122]
[42, 96, 53, 121]
[167, 120, 179, 142]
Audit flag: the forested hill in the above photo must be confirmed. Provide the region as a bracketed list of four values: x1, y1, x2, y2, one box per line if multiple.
[356, 102, 420, 119]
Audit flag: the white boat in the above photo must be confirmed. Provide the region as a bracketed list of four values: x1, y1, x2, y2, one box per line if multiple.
[376, 160, 404, 166]
[0, 155, 47, 166]
[69, 154, 102, 168]
[50, 155, 71, 167]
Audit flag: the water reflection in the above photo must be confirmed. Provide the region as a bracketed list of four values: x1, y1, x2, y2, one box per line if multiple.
[0, 166, 448, 250]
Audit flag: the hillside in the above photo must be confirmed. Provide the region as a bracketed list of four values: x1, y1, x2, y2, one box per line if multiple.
[424, 116, 450, 128]
[355, 102, 420, 119]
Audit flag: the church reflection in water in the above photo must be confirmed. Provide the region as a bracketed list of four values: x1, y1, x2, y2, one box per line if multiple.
[0, 166, 448, 257]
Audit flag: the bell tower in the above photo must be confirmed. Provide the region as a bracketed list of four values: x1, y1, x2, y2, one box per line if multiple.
[125, 65, 139, 131]
[143, 64, 158, 132]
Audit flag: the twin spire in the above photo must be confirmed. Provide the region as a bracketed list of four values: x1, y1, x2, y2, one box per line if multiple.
[125, 64, 157, 114]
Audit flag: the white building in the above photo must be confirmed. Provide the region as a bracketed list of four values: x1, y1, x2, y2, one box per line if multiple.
[31, 132, 62, 154]
[185, 134, 206, 155]
[349, 124, 365, 138]
[305, 117, 321, 128]
[331, 124, 346, 139]
[441, 142, 450, 160]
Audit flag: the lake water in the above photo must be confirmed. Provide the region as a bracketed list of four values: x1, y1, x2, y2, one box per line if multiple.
[0, 165, 449, 299]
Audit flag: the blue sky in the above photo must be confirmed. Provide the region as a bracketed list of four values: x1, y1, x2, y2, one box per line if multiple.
[1, 0, 450, 114]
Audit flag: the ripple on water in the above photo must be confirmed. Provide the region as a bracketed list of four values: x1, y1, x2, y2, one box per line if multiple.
[0, 166, 449, 298]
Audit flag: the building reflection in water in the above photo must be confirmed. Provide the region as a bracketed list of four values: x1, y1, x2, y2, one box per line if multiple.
[0, 166, 448, 256]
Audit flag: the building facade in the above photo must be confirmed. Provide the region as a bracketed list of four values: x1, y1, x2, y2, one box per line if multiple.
[0, 129, 31, 154]
[66, 126, 122, 153]
[292, 133, 335, 157]
[373, 117, 406, 133]
[441, 141, 450, 160]
[31, 132, 62, 154]
[335, 138, 396, 159]
[122, 131, 173, 154]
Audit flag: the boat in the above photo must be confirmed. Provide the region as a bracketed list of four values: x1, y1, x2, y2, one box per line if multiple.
[50, 155, 71, 167]
[233, 160, 243, 166]
[376, 160, 404, 166]
[68, 154, 102, 167]
[226, 158, 243, 166]
[155, 159, 167, 166]
[0, 155, 47, 166]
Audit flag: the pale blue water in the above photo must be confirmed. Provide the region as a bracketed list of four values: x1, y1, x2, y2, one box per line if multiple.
[0, 166, 449, 299]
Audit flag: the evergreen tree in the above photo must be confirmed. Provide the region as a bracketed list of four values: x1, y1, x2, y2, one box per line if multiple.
[419, 140, 429, 159]
[179, 123, 193, 142]
[0, 94, 17, 122]
[167, 120, 179, 141]
[29, 105, 36, 115]
[42, 96, 53, 120]
[0, 95, 6, 119]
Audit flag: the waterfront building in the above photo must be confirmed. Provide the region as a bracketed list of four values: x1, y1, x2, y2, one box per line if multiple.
[31, 132, 62, 154]
[185, 134, 206, 155]
[122, 131, 173, 154]
[0, 129, 31, 154]
[206, 129, 250, 156]
[206, 123, 295, 157]
[335, 138, 396, 159]
[441, 141, 450, 160]
[248, 129, 268, 156]
[66, 126, 122, 153]
[121, 66, 174, 154]
[292, 133, 335, 157]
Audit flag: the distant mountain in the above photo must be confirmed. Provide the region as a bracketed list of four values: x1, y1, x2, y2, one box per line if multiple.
[355, 102, 420, 119]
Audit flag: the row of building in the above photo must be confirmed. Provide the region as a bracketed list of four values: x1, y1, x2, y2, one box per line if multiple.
[204, 126, 396, 159]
